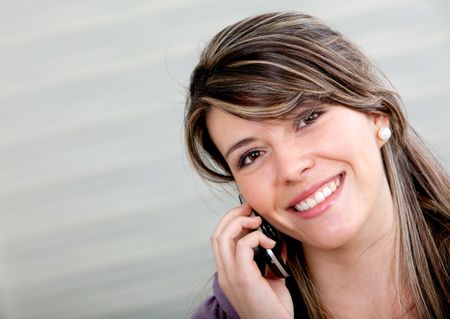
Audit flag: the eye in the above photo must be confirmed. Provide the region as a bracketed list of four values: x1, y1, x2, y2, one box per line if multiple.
[296, 110, 324, 129]
[238, 150, 262, 168]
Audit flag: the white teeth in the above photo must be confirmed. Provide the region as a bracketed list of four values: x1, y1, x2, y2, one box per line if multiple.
[330, 182, 337, 191]
[323, 187, 332, 197]
[306, 198, 316, 208]
[294, 176, 342, 212]
[315, 191, 325, 203]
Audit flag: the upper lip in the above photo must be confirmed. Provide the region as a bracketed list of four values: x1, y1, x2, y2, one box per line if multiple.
[286, 172, 343, 208]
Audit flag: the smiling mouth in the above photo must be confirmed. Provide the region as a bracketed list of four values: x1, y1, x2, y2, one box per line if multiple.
[292, 173, 344, 213]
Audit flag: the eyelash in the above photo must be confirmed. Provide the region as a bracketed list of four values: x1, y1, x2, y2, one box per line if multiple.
[237, 149, 262, 169]
[295, 109, 324, 129]
[236, 109, 325, 169]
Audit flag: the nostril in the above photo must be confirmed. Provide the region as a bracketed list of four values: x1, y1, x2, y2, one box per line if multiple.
[274, 145, 314, 185]
[281, 163, 313, 185]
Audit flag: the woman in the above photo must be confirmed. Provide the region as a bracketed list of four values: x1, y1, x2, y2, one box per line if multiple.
[185, 12, 449, 318]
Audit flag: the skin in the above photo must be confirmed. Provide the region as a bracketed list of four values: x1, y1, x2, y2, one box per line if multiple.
[207, 104, 399, 318]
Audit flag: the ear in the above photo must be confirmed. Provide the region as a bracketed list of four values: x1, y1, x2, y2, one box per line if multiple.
[370, 113, 391, 147]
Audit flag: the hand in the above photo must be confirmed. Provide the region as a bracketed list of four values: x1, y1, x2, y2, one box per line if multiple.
[211, 203, 294, 319]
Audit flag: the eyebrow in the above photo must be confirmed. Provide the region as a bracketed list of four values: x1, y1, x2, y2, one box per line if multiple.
[224, 137, 257, 159]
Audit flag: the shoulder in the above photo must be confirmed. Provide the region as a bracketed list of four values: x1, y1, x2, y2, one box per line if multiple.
[191, 273, 239, 319]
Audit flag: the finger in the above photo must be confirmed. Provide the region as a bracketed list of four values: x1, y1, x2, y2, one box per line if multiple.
[234, 230, 276, 277]
[213, 203, 252, 237]
[212, 214, 262, 251]
[213, 215, 262, 273]
[210, 204, 252, 272]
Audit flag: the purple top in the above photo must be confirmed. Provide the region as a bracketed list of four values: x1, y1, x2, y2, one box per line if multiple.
[191, 274, 239, 319]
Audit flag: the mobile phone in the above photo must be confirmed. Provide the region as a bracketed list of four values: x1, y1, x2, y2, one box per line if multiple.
[238, 195, 289, 278]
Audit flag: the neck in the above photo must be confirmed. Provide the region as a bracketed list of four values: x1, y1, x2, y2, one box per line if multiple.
[305, 229, 400, 318]
[302, 186, 409, 317]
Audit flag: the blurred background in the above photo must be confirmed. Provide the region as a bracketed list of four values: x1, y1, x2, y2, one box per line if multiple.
[0, 0, 449, 318]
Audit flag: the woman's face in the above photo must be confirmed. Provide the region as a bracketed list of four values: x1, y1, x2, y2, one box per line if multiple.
[206, 104, 394, 251]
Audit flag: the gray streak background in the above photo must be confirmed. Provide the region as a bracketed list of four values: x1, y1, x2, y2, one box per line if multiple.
[0, 0, 449, 318]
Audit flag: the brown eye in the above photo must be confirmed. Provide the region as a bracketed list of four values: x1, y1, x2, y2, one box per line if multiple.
[238, 150, 261, 168]
[297, 110, 323, 128]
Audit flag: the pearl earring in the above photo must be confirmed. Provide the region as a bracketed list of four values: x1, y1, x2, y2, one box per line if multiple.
[377, 127, 391, 141]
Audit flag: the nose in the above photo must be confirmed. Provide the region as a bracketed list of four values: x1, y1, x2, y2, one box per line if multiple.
[274, 142, 313, 185]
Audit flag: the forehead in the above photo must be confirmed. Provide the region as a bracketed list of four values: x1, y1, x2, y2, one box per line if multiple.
[206, 107, 291, 153]
[206, 107, 280, 134]
[205, 101, 331, 132]
[207, 108, 248, 130]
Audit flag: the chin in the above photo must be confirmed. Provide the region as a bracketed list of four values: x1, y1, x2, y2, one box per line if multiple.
[301, 222, 361, 251]
[315, 235, 354, 250]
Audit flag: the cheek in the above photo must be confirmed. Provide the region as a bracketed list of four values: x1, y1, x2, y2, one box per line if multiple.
[236, 171, 275, 215]
[318, 121, 384, 191]
[333, 132, 386, 204]
[322, 121, 379, 166]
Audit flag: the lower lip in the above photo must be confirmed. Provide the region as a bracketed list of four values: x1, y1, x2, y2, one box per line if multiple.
[289, 173, 345, 219]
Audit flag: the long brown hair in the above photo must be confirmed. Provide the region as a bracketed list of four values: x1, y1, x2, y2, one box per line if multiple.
[184, 12, 450, 318]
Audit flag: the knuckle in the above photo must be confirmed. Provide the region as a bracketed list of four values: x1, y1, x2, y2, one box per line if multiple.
[235, 240, 243, 251]
[246, 230, 260, 241]
[235, 235, 256, 253]
[214, 232, 230, 247]
[215, 233, 226, 243]
[210, 232, 219, 244]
